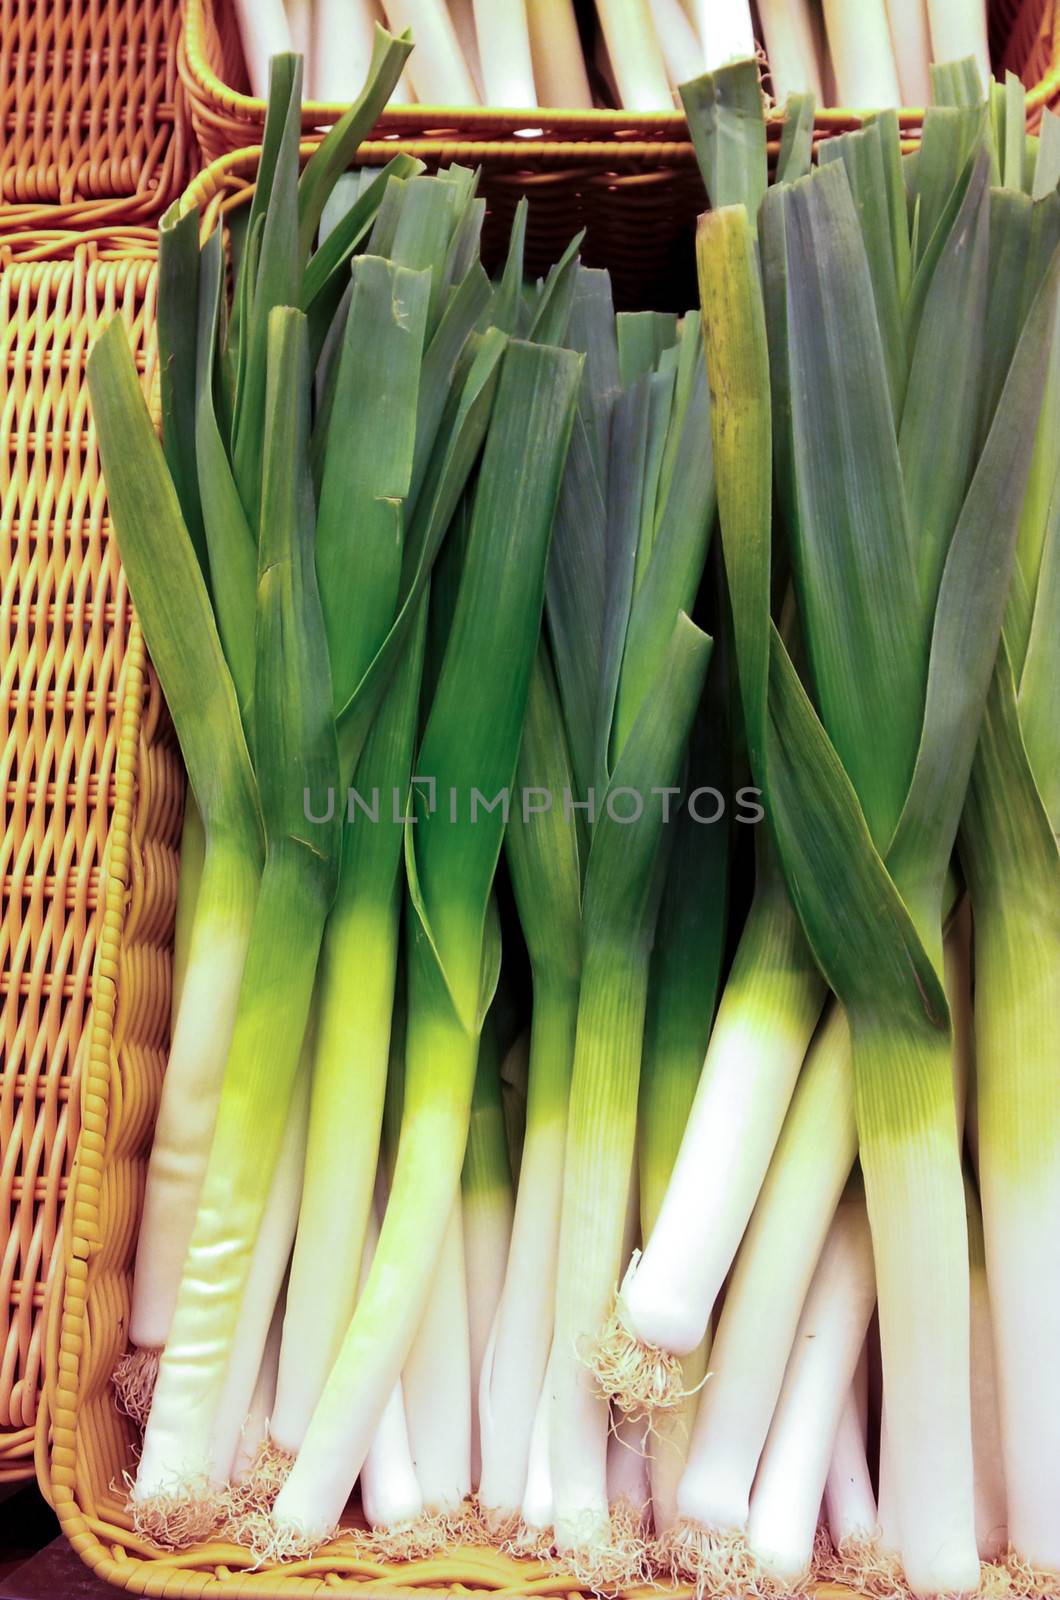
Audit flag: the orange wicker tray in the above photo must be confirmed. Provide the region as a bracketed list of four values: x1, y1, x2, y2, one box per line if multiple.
[0, 0, 193, 233]
[0, 241, 161, 1483]
[182, 0, 1060, 167]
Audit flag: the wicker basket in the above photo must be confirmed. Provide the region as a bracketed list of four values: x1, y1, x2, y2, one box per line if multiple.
[0, 241, 163, 1484]
[182, 0, 1060, 164]
[175, 0, 1060, 307]
[0, 0, 193, 234]
[36, 143, 861, 1596]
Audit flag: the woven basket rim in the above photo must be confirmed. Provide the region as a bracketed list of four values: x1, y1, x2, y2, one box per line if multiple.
[179, 0, 996, 141]
[181, 0, 1060, 146]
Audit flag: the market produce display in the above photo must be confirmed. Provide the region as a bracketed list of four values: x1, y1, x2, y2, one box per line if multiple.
[85, 21, 1059, 1600]
[229, 0, 585, 105]
[227, 0, 992, 112]
[602, 0, 992, 107]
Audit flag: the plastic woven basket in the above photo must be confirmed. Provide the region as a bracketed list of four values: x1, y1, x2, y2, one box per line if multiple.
[181, 0, 1060, 163]
[0, 241, 162, 1484]
[0, 0, 193, 233]
[37, 146, 861, 1597]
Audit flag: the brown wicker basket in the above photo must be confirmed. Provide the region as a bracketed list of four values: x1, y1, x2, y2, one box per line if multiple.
[0, 240, 162, 1482]
[0, 0, 193, 234]
[182, 0, 1060, 164]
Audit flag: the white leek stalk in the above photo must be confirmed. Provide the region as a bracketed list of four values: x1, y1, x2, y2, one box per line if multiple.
[746, 1186, 877, 1586]
[462, 1039, 514, 1490]
[448, 0, 486, 98]
[822, 0, 901, 107]
[884, 0, 932, 105]
[269, 901, 405, 1456]
[823, 1347, 876, 1549]
[525, 0, 592, 106]
[357, 1205, 426, 1534]
[360, 1382, 424, 1533]
[477, 981, 577, 1520]
[210, 1060, 311, 1483]
[402, 1202, 472, 1514]
[620, 883, 825, 1363]
[521, 1373, 554, 1537]
[607, 1413, 652, 1530]
[286, 0, 313, 81]
[310, 0, 378, 101]
[692, 0, 755, 67]
[606, 1175, 651, 1532]
[596, 0, 673, 110]
[472, 0, 537, 105]
[926, 0, 990, 94]
[231, 1291, 284, 1483]
[479, 648, 580, 1525]
[648, 0, 707, 85]
[232, 0, 293, 99]
[756, 0, 823, 101]
[877, 1399, 900, 1555]
[967, 1180, 1007, 1562]
[676, 1004, 854, 1533]
[379, 0, 479, 102]
[128, 848, 258, 1353]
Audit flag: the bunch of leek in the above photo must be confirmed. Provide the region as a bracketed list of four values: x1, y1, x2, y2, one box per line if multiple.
[657, 54, 1059, 1600]
[90, 24, 580, 1546]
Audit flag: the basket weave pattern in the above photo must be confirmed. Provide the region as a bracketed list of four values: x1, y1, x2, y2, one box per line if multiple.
[0, 249, 166, 1480]
[0, 0, 192, 229]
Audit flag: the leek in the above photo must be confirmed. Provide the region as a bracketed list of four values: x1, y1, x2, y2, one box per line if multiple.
[525, 0, 592, 107]
[961, 292, 1060, 1579]
[462, 1020, 514, 1491]
[90, 314, 263, 1414]
[672, 1005, 854, 1540]
[648, 0, 707, 86]
[633, 705, 728, 1536]
[378, 0, 479, 102]
[745, 1183, 877, 1587]
[476, 648, 581, 1525]
[132, 304, 341, 1518]
[402, 1203, 471, 1515]
[472, 0, 537, 106]
[694, 60, 1060, 1597]
[822, 0, 901, 106]
[270, 161, 491, 1466]
[823, 1350, 877, 1557]
[269, 336, 581, 1547]
[595, 0, 674, 109]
